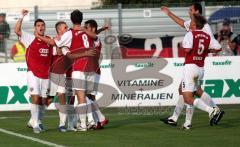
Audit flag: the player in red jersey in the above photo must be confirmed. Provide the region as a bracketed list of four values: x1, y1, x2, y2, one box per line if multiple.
[83, 19, 109, 129]
[180, 14, 224, 126]
[35, 10, 98, 131]
[49, 21, 69, 132]
[161, 3, 222, 129]
[15, 9, 52, 133]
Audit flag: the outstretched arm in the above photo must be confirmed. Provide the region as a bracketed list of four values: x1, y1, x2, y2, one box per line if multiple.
[97, 24, 109, 34]
[161, 6, 185, 28]
[65, 49, 97, 60]
[15, 9, 29, 36]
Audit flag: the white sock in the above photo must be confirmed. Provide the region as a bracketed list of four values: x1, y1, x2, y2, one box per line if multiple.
[77, 103, 87, 128]
[93, 112, 99, 124]
[169, 95, 184, 122]
[201, 92, 217, 108]
[184, 104, 194, 127]
[38, 105, 46, 124]
[58, 104, 67, 127]
[91, 100, 105, 122]
[86, 97, 94, 124]
[31, 104, 39, 128]
[193, 99, 213, 115]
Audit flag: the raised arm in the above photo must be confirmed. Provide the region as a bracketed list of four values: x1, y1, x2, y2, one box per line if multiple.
[15, 9, 29, 36]
[97, 24, 109, 34]
[161, 6, 185, 28]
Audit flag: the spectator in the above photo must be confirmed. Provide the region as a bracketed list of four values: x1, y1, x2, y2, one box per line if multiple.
[0, 13, 10, 54]
[214, 18, 238, 56]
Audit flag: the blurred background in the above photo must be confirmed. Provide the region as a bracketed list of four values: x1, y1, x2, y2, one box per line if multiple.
[0, 0, 239, 62]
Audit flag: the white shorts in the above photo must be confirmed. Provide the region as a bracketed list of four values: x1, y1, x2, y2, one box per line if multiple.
[72, 71, 100, 95]
[48, 73, 66, 96]
[181, 64, 204, 92]
[27, 71, 49, 98]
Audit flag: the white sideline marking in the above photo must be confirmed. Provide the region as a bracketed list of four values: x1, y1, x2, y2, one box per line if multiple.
[0, 128, 66, 147]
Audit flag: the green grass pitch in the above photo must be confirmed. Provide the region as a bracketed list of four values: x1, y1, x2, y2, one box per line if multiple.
[0, 105, 239, 147]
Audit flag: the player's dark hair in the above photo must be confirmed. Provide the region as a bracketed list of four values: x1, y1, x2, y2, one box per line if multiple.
[193, 14, 207, 29]
[85, 19, 98, 33]
[34, 19, 45, 26]
[70, 9, 83, 25]
[55, 21, 67, 33]
[192, 2, 202, 14]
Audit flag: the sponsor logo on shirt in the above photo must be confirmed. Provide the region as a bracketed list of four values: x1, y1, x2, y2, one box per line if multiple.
[39, 48, 49, 56]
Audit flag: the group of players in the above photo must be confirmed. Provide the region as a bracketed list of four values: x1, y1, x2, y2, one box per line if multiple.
[15, 9, 108, 133]
[160, 2, 224, 129]
[14, 2, 225, 133]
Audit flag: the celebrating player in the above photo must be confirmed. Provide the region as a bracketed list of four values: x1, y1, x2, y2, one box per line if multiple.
[15, 9, 52, 133]
[83, 19, 109, 129]
[35, 10, 97, 131]
[161, 3, 222, 129]
[181, 14, 224, 127]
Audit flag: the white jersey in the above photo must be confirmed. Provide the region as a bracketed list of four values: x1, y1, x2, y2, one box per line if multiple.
[184, 20, 221, 50]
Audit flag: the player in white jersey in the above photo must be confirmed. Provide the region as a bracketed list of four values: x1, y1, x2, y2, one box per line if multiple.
[160, 3, 222, 129]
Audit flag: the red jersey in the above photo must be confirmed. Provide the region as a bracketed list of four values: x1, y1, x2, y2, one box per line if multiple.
[25, 37, 52, 79]
[184, 31, 210, 67]
[69, 29, 96, 72]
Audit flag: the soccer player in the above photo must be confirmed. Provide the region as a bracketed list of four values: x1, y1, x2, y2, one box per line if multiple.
[161, 3, 222, 129]
[49, 21, 69, 132]
[181, 14, 224, 127]
[83, 19, 109, 129]
[35, 10, 97, 131]
[15, 9, 52, 133]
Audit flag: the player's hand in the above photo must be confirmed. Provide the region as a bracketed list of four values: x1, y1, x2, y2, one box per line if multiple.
[34, 30, 39, 37]
[84, 49, 96, 57]
[102, 24, 110, 30]
[160, 6, 170, 15]
[21, 9, 29, 16]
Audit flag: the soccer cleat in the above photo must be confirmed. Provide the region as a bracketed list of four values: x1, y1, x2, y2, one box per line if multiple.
[27, 122, 33, 128]
[77, 126, 87, 132]
[160, 117, 177, 126]
[87, 121, 96, 130]
[214, 110, 225, 125]
[58, 126, 67, 132]
[94, 122, 103, 130]
[180, 125, 192, 130]
[39, 124, 46, 131]
[33, 127, 41, 134]
[209, 107, 220, 126]
[100, 119, 109, 127]
[67, 127, 77, 132]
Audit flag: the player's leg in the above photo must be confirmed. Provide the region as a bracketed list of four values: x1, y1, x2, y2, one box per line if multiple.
[195, 88, 218, 108]
[182, 65, 222, 126]
[163, 84, 184, 126]
[39, 78, 52, 131]
[65, 78, 77, 131]
[194, 69, 224, 124]
[75, 89, 87, 131]
[87, 94, 108, 129]
[57, 92, 68, 132]
[27, 71, 42, 133]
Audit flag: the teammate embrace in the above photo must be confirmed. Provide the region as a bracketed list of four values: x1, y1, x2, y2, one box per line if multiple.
[15, 9, 108, 133]
[161, 3, 224, 129]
